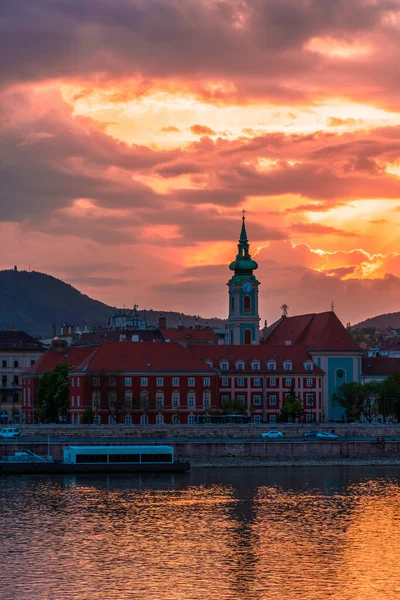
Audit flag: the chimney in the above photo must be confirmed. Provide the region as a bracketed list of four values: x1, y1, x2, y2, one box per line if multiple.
[159, 314, 167, 329]
[131, 334, 139, 342]
[119, 334, 127, 342]
[51, 324, 57, 338]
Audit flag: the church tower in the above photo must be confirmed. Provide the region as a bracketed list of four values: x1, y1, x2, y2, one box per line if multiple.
[227, 214, 260, 345]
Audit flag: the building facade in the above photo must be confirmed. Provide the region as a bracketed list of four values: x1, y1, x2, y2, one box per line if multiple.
[0, 330, 45, 424]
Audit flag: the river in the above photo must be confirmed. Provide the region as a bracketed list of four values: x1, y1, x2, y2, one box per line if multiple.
[0, 467, 399, 600]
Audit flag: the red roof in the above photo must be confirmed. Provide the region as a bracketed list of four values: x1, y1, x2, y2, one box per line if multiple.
[189, 344, 324, 374]
[23, 346, 94, 376]
[362, 357, 400, 376]
[161, 327, 218, 344]
[71, 342, 217, 374]
[73, 329, 164, 346]
[263, 311, 361, 352]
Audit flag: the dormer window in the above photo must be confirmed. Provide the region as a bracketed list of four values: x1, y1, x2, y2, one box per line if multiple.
[267, 361, 276, 371]
[236, 362, 245, 371]
[304, 362, 313, 371]
[283, 361, 292, 371]
[251, 362, 260, 371]
[220, 361, 229, 371]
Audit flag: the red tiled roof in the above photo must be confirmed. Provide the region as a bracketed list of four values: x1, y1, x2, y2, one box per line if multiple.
[73, 329, 164, 346]
[189, 344, 324, 374]
[0, 330, 45, 351]
[23, 346, 94, 376]
[71, 342, 217, 374]
[161, 327, 218, 344]
[362, 357, 400, 376]
[263, 311, 361, 352]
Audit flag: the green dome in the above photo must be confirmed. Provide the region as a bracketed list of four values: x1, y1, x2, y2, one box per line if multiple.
[229, 214, 258, 275]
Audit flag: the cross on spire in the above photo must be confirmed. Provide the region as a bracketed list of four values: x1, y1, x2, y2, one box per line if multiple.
[242, 209, 246, 220]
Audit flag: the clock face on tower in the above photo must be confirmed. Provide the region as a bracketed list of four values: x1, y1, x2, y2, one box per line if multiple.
[242, 281, 252, 292]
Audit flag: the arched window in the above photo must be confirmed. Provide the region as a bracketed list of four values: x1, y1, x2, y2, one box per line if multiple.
[244, 329, 252, 345]
[243, 295, 251, 312]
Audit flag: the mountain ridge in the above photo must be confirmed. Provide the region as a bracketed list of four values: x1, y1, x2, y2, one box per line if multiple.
[0, 269, 225, 338]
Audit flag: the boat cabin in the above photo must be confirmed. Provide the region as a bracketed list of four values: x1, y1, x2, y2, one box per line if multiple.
[63, 445, 175, 465]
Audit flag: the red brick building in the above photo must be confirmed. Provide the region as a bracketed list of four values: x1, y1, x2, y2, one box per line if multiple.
[66, 341, 323, 424]
[22, 341, 94, 423]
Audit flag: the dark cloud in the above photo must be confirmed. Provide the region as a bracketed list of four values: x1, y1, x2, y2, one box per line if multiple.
[290, 222, 358, 237]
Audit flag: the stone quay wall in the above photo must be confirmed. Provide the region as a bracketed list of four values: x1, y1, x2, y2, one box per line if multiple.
[16, 422, 400, 439]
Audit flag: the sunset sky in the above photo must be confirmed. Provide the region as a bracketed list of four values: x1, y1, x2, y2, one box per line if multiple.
[3, 0, 400, 325]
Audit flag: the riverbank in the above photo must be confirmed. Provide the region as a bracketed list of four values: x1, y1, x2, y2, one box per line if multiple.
[190, 456, 400, 468]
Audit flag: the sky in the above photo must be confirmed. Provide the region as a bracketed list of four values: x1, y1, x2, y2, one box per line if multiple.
[3, 0, 400, 326]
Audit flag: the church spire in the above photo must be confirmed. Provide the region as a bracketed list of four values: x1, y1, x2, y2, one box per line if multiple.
[229, 212, 258, 275]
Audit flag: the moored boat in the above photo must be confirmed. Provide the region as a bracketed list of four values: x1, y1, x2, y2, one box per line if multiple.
[0, 445, 190, 475]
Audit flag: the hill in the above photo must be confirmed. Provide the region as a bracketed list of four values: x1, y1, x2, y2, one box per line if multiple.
[354, 312, 400, 330]
[0, 269, 225, 338]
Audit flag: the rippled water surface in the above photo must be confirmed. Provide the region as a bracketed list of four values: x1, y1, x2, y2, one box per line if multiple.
[1, 467, 400, 600]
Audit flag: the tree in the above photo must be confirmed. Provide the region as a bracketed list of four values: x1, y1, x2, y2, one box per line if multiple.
[37, 364, 70, 422]
[280, 394, 304, 422]
[222, 397, 246, 414]
[82, 407, 93, 425]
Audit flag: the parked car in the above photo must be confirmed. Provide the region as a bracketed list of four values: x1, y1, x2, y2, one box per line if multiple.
[0, 427, 20, 438]
[303, 431, 319, 438]
[316, 432, 338, 440]
[261, 430, 283, 439]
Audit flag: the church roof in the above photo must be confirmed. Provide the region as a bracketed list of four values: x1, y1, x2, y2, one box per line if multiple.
[262, 311, 361, 352]
[229, 214, 258, 275]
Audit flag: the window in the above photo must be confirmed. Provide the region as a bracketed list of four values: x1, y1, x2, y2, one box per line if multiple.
[156, 414, 164, 425]
[188, 415, 196, 425]
[77, 378, 80, 387]
[253, 415, 261, 423]
[306, 413, 314, 423]
[13, 375, 19, 385]
[269, 377, 276, 386]
[284, 362, 292, 371]
[93, 415, 101, 425]
[172, 414, 180, 424]
[125, 377, 132, 387]
[156, 394, 164, 408]
[140, 415, 148, 425]
[124, 392, 132, 408]
[156, 377, 164, 387]
[124, 415, 132, 425]
[305, 363, 313, 371]
[71, 395, 75, 407]
[30, 359, 35, 366]
[203, 395, 211, 407]
[306, 394, 314, 406]
[243, 295, 251, 312]
[244, 329, 252, 345]
[108, 415, 116, 425]
[270, 395, 277, 405]
[253, 377, 261, 387]
[267, 362, 276, 371]
[92, 392, 100, 408]
[306, 378, 313, 387]
[237, 378, 244, 386]
[270, 415, 277, 423]
[93, 377, 100, 388]
[108, 393, 116, 406]
[13, 360, 18, 368]
[285, 393, 291, 399]
[222, 395, 229, 402]
[1, 359, 6, 368]
[236, 362, 244, 371]
[188, 394, 195, 407]
[141, 377, 148, 387]
[285, 378, 292, 387]
[2, 375, 7, 386]
[188, 377, 195, 387]
[172, 394, 180, 408]
[172, 377, 180, 387]
[252, 363, 260, 371]
[77, 396, 80, 407]
[108, 377, 116, 387]
[237, 395, 245, 403]
[253, 395, 261, 405]
[71, 378, 75, 387]
[222, 378, 229, 386]
[220, 362, 228, 371]
[203, 377, 210, 387]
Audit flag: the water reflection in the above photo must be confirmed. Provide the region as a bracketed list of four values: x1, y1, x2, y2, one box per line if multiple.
[0, 467, 399, 600]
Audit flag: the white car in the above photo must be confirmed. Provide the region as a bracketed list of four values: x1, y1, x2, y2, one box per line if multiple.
[316, 432, 338, 440]
[0, 427, 20, 438]
[261, 430, 283, 439]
